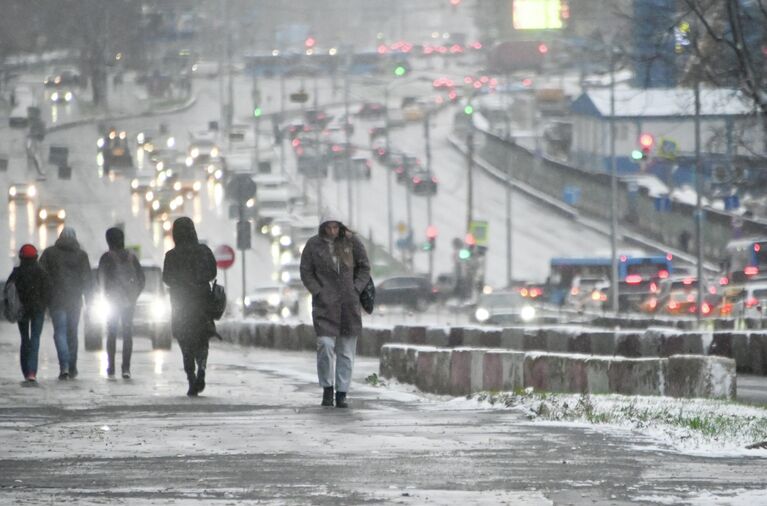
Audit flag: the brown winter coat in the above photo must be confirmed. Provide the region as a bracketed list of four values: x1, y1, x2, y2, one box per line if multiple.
[300, 221, 370, 337]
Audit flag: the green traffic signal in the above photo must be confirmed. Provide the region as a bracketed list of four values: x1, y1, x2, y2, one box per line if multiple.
[464, 104, 474, 115]
[253, 107, 263, 118]
[458, 248, 471, 260]
[631, 149, 643, 161]
[394, 65, 406, 77]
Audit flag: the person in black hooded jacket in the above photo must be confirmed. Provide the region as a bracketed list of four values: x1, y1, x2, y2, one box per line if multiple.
[162, 217, 217, 397]
[39, 226, 91, 380]
[6, 244, 50, 383]
[97, 227, 145, 379]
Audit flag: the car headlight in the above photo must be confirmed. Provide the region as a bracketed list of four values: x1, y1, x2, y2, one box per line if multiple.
[64, 92, 72, 101]
[475, 307, 490, 322]
[38, 209, 47, 220]
[51, 92, 59, 101]
[192, 181, 201, 192]
[28, 185, 36, 197]
[173, 182, 182, 191]
[271, 225, 282, 237]
[210, 147, 220, 158]
[279, 235, 292, 247]
[243, 296, 252, 307]
[57, 210, 66, 220]
[92, 294, 112, 322]
[281, 271, 291, 283]
[185, 157, 194, 167]
[520, 305, 536, 322]
[166, 137, 175, 148]
[268, 294, 281, 306]
[280, 306, 291, 318]
[9, 186, 16, 197]
[151, 298, 170, 319]
[190, 148, 200, 158]
[136, 132, 145, 144]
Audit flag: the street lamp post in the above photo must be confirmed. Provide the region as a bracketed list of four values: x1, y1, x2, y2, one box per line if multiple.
[424, 111, 434, 281]
[609, 49, 620, 314]
[384, 86, 394, 254]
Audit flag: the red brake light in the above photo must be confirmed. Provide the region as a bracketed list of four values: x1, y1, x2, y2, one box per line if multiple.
[719, 276, 729, 286]
[412, 177, 422, 184]
[702, 303, 711, 315]
[745, 266, 759, 277]
[626, 274, 642, 284]
[755, 243, 761, 252]
[650, 282, 658, 293]
[746, 297, 759, 308]
[683, 278, 693, 285]
[658, 270, 669, 279]
[431, 176, 438, 183]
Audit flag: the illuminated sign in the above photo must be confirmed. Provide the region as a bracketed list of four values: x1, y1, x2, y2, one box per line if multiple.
[513, 0, 563, 30]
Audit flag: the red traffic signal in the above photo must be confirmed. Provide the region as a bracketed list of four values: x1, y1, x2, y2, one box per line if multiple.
[305, 37, 316, 48]
[538, 43, 549, 54]
[639, 133, 654, 149]
[464, 232, 476, 246]
[426, 225, 438, 240]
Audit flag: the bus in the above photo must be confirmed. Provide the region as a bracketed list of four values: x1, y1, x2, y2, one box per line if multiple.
[548, 254, 673, 309]
[722, 238, 767, 284]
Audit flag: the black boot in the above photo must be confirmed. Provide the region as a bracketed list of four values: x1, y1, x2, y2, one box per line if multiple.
[321, 386, 334, 407]
[186, 374, 198, 397]
[194, 369, 206, 394]
[335, 391, 348, 409]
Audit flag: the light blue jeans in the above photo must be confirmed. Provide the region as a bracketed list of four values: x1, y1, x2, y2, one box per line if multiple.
[51, 307, 81, 374]
[317, 336, 357, 393]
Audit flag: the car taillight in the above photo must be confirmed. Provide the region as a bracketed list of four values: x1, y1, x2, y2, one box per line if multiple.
[591, 291, 601, 301]
[650, 282, 658, 293]
[648, 298, 657, 309]
[746, 297, 759, 308]
[719, 276, 729, 286]
[431, 176, 438, 183]
[570, 287, 579, 295]
[658, 270, 669, 279]
[668, 301, 678, 310]
[520, 288, 529, 297]
[745, 266, 759, 277]
[412, 177, 422, 184]
[626, 274, 642, 284]
[529, 288, 541, 298]
[702, 303, 711, 315]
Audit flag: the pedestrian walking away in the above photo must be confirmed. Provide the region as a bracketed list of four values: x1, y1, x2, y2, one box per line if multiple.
[97, 227, 145, 379]
[5, 244, 50, 383]
[162, 217, 217, 397]
[39, 226, 91, 380]
[300, 210, 371, 408]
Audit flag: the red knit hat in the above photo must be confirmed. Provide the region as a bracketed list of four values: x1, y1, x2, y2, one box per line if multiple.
[19, 244, 38, 259]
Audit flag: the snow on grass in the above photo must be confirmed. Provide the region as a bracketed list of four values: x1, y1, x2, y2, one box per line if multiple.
[465, 389, 767, 456]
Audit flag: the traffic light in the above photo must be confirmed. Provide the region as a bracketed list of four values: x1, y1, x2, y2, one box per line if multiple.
[424, 225, 438, 251]
[464, 104, 474, 115]
[304, 37, 316, 49]
[639, 133, 654, 160]
[459, 232, 475, 260]
[253, 106, 262, 118]
[393, 64, 407, 77]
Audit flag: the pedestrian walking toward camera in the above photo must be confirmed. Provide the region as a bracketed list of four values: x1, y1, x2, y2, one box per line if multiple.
[40, 226, 91, 380]
[300, 211, 370, 408]
[162, 217, 217, 397]
[5, 244, 50, 383]
[97, 227, 145, 379]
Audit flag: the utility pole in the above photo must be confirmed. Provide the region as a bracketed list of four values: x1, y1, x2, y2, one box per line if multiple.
[344, 65, 353, 227]
[225, 0, 234, 134]
[695, 80, 704, 322]
[384, 86, 393, 254]
[252, 68, 260, 168]
[609, 49, 620, 314]
[279, 72, 286, 175]
[424, 111, 434, 281]
[466, 129, 474, 231]
[505, 150, 513, 288]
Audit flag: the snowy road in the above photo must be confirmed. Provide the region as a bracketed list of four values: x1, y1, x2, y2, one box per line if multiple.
[0, 325, 766, 504]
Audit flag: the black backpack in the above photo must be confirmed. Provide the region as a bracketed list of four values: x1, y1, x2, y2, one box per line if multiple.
[208, 279, 226, 320]
[109, 251, 141, 304]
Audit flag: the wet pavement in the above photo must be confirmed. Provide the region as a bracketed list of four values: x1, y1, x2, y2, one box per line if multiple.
[0, 323, 766, 505]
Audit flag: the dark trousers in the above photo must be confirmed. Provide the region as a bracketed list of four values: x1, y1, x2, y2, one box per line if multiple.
[18, 311, 45, 379]
[178, 335, 208, 383]
[106, 304, 135, 374]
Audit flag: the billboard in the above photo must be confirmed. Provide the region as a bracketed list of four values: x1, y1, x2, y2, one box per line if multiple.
[512, 0, 563, 30]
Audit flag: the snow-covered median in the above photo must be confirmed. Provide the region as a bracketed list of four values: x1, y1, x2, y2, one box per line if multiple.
[470, 389, 767, 455]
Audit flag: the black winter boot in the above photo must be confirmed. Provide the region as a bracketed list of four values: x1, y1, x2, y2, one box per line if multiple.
[194, 369, 206, 394]
[186, 373, 198, 397]
[321, 387, 334, 407]
[335, 391, 348, 409]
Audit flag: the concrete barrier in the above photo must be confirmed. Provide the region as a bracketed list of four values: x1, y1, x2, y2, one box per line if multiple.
[379, 344, 735, 400]
[215, 321, 763, 378]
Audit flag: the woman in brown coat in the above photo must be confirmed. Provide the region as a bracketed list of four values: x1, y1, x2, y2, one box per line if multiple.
[300, 212, 370, 408]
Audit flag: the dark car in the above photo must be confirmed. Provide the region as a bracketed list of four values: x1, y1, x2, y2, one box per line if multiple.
[408, 167, 438, 195]
[332, 156, 371, 181]
[375, 275, 436, 312]
[97, 128, 133, 172]
[356, 102, 387, 119]
[304, 109, 332, 128]
[390, 154, 420, 183]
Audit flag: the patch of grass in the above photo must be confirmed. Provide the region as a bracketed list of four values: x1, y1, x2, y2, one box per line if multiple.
[470, 390, 767, 449]
[365, 373, 386, 387]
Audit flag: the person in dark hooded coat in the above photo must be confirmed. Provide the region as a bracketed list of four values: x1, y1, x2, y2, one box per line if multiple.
[300, 210, 370, 408]
[97, 227, 145, 379]
[162, 217, 217, 397]
[6, 244, 50, 382]
[39, 226, 92, 380]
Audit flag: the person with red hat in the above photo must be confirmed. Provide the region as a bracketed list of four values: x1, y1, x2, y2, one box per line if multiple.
[5, 244, 50, 383]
